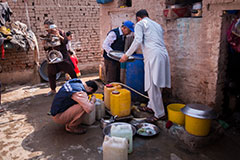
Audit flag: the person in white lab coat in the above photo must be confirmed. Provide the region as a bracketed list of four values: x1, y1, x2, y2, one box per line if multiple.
[120, 9, 171, 122]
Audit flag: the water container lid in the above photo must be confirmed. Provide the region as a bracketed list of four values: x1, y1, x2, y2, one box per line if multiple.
[112, 90, 120, 94]
[106, 84, 113, 88]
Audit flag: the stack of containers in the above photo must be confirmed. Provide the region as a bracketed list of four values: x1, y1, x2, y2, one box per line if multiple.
[110, 124, 133, 153]
[82, 93, 105, 125]
[104, 83, 131, 117]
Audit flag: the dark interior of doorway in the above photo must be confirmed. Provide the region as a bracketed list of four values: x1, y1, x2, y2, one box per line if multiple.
[221, 11, 240, 115]
[219, 10, 240, 134]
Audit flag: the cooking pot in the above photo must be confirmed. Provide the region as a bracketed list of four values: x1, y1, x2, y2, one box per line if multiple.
[181, 104, 217, 119]
[181, 104, 217, 136]
[100, 115, 118, 129]
[47, 50, 63, 64]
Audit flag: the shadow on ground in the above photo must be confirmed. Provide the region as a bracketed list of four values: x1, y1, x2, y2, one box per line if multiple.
[1, 78, 240, 160]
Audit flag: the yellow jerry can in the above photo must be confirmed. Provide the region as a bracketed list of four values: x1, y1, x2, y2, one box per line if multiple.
[104, 83, 121, 109]
[110, 89, 131, 117]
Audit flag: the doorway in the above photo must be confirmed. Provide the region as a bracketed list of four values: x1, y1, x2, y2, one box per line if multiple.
[217, 11, 240, 133]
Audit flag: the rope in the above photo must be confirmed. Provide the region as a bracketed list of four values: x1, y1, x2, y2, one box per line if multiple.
[110, 82, 149, 99]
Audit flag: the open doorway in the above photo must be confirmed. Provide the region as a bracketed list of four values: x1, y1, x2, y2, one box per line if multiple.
[217, 10, 240, 134]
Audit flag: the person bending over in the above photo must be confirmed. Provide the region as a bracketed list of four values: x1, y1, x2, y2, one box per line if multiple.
[50, 78, 98, 134]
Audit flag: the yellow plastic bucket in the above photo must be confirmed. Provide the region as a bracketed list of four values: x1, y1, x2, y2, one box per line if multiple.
[185, 115, 211, 136]
[167, 103, 185, 125]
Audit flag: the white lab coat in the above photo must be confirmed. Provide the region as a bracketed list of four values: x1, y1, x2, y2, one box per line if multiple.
[125, 17, 171, 118]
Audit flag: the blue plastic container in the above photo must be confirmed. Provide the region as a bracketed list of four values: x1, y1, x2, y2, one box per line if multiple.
[126, 54, 147, 102]
[96, 0, 113, 4]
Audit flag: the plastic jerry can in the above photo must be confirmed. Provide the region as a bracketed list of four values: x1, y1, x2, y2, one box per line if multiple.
[110, 124, 133, 153]
[81, 104, 96, 125]
[104, 83, 121, 109]
[103, 135, 128, 160]
[110, 89, 131, 117]
[95, 99, 105, 120]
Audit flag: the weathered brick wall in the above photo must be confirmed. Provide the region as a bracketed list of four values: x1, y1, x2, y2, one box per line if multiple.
[0, 0, 100, 84]
[99, 0, 240, 111]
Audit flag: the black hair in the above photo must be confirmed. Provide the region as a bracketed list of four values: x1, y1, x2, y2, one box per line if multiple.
[44, 19, 54, 25]
[66, 31, 73, 37]
[86, 80, 98, 94]
[136, 9, 149, 18]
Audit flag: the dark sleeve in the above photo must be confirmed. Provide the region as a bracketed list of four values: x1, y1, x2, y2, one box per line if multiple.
[62, 36, 68, 45]
[58, 29, 67, 44]
[59, 29, 65, 36]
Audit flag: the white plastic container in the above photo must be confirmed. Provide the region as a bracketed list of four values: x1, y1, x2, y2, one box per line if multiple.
[103, 136, 128, 160]
[95, 99, 105, 120]
[110, 124, 133, 153]
[81, 104, 96, 125]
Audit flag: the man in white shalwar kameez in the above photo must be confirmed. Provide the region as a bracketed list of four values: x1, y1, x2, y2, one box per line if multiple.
[120, 9, 171, 122]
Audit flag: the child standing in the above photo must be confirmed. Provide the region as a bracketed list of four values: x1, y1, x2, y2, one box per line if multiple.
[65, 31, 81, 79]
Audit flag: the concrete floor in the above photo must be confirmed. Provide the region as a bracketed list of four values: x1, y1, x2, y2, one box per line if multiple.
[1, 74, 240, 160]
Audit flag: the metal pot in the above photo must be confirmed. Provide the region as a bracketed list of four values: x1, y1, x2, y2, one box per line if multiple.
[181, 104, 217, 119]
[100, 115, 118, 129]
[181, 104, 217, 136]
[100, 118, 112, 129]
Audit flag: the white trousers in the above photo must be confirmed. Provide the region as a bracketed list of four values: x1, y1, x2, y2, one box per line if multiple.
[147, 83, 165, 118]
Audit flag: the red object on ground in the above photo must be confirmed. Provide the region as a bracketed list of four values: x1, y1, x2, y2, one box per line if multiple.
[166, 120, 173, 129]
[1, 44, 5, 59]
[70, 56, 80, 76]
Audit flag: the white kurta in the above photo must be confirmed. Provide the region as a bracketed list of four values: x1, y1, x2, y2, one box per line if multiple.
[125, 17, 171, 118]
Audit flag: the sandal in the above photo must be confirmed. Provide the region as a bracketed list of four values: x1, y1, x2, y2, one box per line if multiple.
[138, 106, 154, 114]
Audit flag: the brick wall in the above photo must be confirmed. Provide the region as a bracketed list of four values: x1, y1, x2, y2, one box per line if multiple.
[0, 0, 100, 84]
[99, 0, 240, 112]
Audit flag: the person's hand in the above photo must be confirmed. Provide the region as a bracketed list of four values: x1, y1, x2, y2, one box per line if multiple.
[54, 29, 64, 40]
[119, 54, 128, 62]
[51, 29, 59, 36]
[90, 95, 96, 104]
